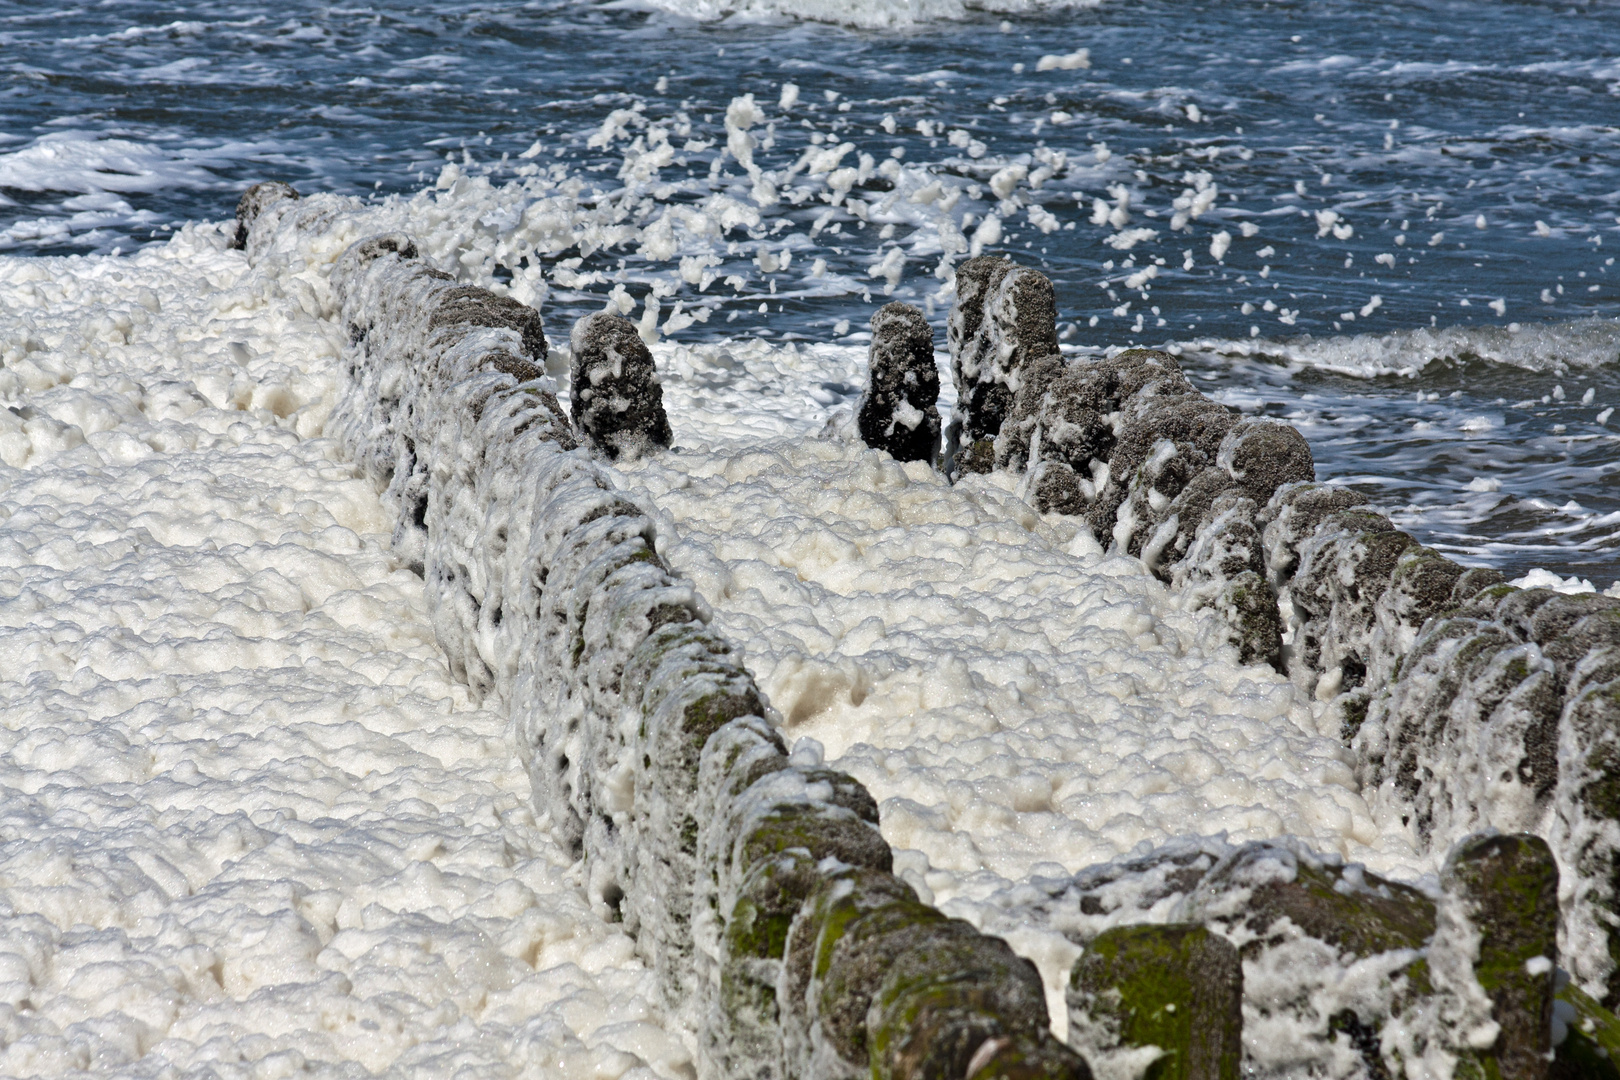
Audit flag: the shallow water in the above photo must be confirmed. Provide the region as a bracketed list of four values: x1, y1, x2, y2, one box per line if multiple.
[2, 0, 1617, 579]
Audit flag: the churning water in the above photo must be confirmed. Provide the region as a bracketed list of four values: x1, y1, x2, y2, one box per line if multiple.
[2, 0, 1617, 580]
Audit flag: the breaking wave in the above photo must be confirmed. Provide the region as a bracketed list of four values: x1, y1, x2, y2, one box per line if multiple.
[1181, 318, 1620, 379]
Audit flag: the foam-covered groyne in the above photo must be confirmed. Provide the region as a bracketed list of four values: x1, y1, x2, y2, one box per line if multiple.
[238, 187, 1090, 1080]
[235, 180, 1620, 1079]
[937, 254, 1620, 1078]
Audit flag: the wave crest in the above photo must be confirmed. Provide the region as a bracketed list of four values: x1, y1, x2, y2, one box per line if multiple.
[1181, 318, 1620, 378]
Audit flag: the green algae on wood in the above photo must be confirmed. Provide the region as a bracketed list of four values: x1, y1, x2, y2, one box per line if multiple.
[1216, 568, 1283, 671]
[1068, 924, 1241, 1080]
[868, 920, 1058, 1080]
[1551, 981, 1620, 1080]
[779, 868, 931, 1075]
[1443, 833, 1558, 1080]
[963, 1030, 1096, 1080]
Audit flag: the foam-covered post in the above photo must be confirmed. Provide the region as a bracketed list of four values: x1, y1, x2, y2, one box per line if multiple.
[947, 258, 1059, 476]
[431, 285, 548, 378]
[1290, 512, 1417, 695]
[343, 232, 419, 266]
[232, 181, 300, 250]
[947, 257, 1011, 458]
[1187, 843, 1438, 1079]
[1442, 833, 1558, 1080]
[867, 923, 1081, 1080]
[1554, 661, 1620, 1008]
[569, 312, 673, 461]
[1216, 419, 1314, 507]
[858, 302, 940, 464]
[1258, 484, 1372, 588]
[1068, 924, 1241, 1080]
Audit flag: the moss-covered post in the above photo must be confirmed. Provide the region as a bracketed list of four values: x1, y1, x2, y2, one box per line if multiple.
[1068, 924, 1242, 1080]
[1443, 833, 1559, 1080]
[868, 921, 1090, 1080]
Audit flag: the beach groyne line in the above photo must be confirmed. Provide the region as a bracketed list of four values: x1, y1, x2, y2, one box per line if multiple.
[237, 184, 1620, 1077]
[240, 188, 1093, 1080]
[939, 253, 1620, 1073]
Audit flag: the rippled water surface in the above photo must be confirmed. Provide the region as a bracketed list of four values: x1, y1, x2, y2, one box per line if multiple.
[3, 0, 1617, 579]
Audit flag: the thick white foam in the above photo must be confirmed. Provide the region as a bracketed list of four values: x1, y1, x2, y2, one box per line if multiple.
[0, 231, 685, 1079]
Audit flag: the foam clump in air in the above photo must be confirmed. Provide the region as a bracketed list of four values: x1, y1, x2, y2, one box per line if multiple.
[570, 312, 674, 461]
[856, 301, 939, 464]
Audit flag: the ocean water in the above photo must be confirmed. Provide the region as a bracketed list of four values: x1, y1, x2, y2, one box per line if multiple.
[1, 0, 1617, 579]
